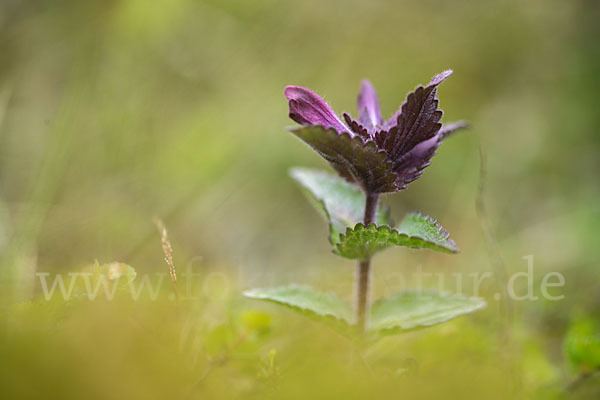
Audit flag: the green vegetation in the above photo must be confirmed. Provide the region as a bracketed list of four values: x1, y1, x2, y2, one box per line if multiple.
[0, 0, 599, 398]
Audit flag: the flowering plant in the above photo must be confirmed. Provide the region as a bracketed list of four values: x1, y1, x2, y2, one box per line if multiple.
[245, 71, 485, 339]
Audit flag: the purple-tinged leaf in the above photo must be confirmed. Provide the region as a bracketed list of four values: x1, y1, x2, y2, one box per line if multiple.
[375, 70, 451, 161]
[390, 134, 441, 186]
[289, 125, 399, 193]
[382, 71, 453, 131]
[342, 113, 371, 141]
[374, 71, 453, 187]
[284, 71, 466, 193]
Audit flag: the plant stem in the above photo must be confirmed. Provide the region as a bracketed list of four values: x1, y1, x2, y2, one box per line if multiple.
[363, 192, 379, 226]
[355, 192, 379, 335]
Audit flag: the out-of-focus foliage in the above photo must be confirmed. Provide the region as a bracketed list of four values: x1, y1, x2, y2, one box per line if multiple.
[565, 318, 600, 373]
[369, 290, 486, 334]
[0, 0, 599, 398]
[244, 284, 353, 327]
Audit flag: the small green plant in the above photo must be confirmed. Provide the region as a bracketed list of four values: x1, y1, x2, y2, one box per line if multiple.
[244, 71, 485, 340]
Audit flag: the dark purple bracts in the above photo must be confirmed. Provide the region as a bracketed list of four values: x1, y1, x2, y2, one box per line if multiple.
[284, 70, 467, 194]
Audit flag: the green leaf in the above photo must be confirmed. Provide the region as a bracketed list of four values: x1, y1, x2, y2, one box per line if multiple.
[291, 169, 458, 259]
[290, 168, 392, 240]
[333, 223, 400, 260]
[369, 290, 486, 334]
[565, 318, 600, 373]
[290, 126, 398, 193]
[243, 285, 353, 327]
[334, 212, 458, 260]
[395, 212, 458, 253]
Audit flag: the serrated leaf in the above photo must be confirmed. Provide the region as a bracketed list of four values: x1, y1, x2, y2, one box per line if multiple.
[290, 125, 399, 193]
[286, 72, 465, 194]
[290, 167, 392, 240]
[334, 223, 401, 260]
[377, 71, 449, 160]
[334, 212, 458, 260]
[243, 285, 354, 327]
[369, 290, 486, 334]
[395, 212, 458, 253]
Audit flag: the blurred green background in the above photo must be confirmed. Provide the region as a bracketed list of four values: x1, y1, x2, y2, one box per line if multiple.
[0, 0, 599, 398]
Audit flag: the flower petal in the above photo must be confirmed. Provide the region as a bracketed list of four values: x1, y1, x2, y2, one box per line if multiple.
[289, 125, 399, 193]
[284, 86, 349, 133]
[357, 79, 383, 130]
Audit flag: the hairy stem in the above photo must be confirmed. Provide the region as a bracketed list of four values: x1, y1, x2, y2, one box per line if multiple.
[355, 192, 379, 335]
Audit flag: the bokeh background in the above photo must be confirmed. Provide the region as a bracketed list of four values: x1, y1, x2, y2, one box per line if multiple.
[0, 0, 599, 399]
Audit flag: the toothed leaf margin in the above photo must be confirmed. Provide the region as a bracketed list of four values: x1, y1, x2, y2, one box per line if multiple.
[334, 212, 458, 260]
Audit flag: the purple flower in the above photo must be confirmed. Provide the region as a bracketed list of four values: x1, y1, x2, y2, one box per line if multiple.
[284, 70, 467, 194]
